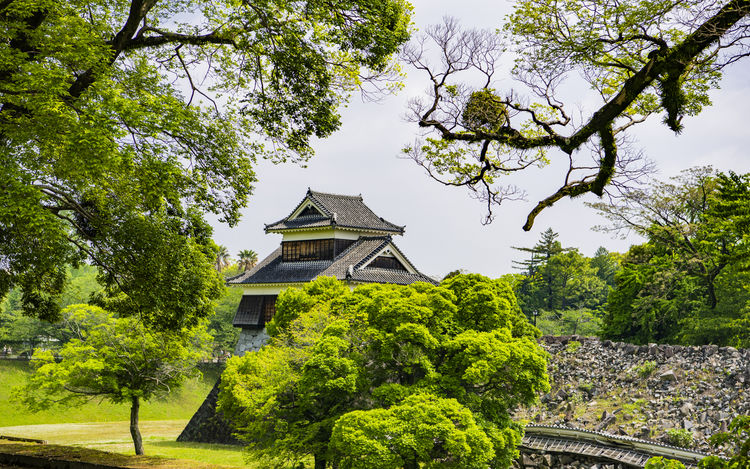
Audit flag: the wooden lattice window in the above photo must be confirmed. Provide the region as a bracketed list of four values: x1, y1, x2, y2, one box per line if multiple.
[282, 239, 334, 261]
[263, 295, 277, 323]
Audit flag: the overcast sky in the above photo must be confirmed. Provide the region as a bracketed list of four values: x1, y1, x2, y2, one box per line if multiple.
[210, 0, 750, 280]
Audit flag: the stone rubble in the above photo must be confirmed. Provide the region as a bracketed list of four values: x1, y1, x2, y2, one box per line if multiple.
[514, 336, 750, 457]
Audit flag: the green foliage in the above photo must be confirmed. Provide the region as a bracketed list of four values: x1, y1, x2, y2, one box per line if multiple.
[0, 0, 412, 329]
[598, 168, 750, 345]
[636, 361, 657, 378]
[512, 229, 617, 335]
[265, 276, 350, 337]
[565, 341, 582, 353]
[1, 265, 100, 352]
[206, 287, 243, 355]
[700, 415, 750, 469]
[330, 394, 495, 469]
[14, 304, 211, 454]
[219, 275, 549, 468]
[462, 89, 508, 133]
[535, 309, 603, 336]
[666, 428, 694, 448]
[646, 457, 686, 469]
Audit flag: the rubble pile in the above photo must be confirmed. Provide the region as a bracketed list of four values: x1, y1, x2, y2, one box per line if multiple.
[516, 336, 750, 456]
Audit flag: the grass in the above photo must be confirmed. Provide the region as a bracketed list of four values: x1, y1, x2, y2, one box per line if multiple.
[0, 360, 221, 426]
[0, 360, 253, 467]
[0, 421, 250, 467]
[0, 439, 243, 469]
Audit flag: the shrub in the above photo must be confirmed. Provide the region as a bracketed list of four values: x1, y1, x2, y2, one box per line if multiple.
[636, 360, 657, 378]
[667, 428, 693, 448]
[566, 340, 582, 353]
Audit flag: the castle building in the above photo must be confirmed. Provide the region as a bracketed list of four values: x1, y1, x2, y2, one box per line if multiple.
[178, 189, 437, 444]
[227, 189, 436, 354]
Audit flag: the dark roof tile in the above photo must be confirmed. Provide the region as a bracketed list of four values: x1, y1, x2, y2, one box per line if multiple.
[227, 236, 436, 286]
[265, 190, 404, 234]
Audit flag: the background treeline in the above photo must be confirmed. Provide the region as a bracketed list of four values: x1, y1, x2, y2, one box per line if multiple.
[593, 168, 750, 347]
[0, 264, 242, 356]
[479, 167, 750, 347]
[503, 229, 619, 337]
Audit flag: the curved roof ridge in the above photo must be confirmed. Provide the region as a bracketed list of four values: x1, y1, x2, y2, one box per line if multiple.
[265, 189, 404, 234]
[308, 189, 363, 200]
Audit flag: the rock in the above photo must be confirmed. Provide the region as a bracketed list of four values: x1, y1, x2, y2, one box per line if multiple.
[659, 370, 678, 382]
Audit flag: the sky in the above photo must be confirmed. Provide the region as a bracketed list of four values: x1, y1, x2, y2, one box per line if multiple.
[210, 0, 750, 280]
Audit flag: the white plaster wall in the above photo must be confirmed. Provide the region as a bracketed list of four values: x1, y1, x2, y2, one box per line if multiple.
[281, 228, 360, 241]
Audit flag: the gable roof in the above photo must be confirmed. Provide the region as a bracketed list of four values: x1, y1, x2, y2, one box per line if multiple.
[227, 236, 436, 287]
[264, 189, 405, 235]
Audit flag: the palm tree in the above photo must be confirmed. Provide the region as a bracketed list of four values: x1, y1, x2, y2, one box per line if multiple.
[215, 245, 231, 272]
[237, 249, 259, 271]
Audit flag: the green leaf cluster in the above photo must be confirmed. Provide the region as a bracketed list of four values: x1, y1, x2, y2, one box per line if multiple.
[218, 275, 549, 468]
[699, 415, 750, 469]
[14, 304, 211, 410]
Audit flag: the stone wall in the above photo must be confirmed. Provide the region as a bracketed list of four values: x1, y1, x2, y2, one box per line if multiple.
[514, 451, 631, 469]
[234, 328, 269, 356]
[515, 336, 750, 456]
[178, 327, 270, 444]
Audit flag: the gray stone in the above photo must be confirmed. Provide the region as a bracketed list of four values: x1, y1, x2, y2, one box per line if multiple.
[659, 370, 678, 382]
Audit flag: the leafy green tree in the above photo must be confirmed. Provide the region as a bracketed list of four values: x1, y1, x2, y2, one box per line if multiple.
[0, 0, 412, 327]
[206, 286, 243, 356]
[218, 275, 549, 469]
[511, 230, 612, 334]
[14, 304, 211, 455]
[700, 415, 750, 469]
[237, 249, 259, 272]
[598, 169, 750, 345]
[403, 0, 749, 229]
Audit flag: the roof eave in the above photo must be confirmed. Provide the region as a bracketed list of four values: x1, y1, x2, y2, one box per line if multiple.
[265, 225, 404, 235]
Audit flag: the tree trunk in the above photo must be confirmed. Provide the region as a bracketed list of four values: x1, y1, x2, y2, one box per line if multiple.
[130, 396, 144, 455]
[314, 454, 326, 469]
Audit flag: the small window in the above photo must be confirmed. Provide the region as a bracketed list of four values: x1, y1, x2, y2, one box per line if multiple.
[368, 255, 407, 271]
[298, 205, 323, 217]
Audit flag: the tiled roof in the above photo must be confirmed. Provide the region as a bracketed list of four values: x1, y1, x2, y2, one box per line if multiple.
[265, 189, 404, 234]
[228, 236, 437, 286]
[232, 295, 263, 328]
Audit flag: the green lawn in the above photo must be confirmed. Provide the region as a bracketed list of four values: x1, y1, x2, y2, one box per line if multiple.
[0, 420, 249, 467]
[0, 360, 220, 426]
[0, 360, 255, 467]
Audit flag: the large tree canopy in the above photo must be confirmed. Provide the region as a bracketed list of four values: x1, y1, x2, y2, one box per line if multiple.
[404, 0, 749, 229]
[218, 275, 548, 469]
[0, 0, 412, 327]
